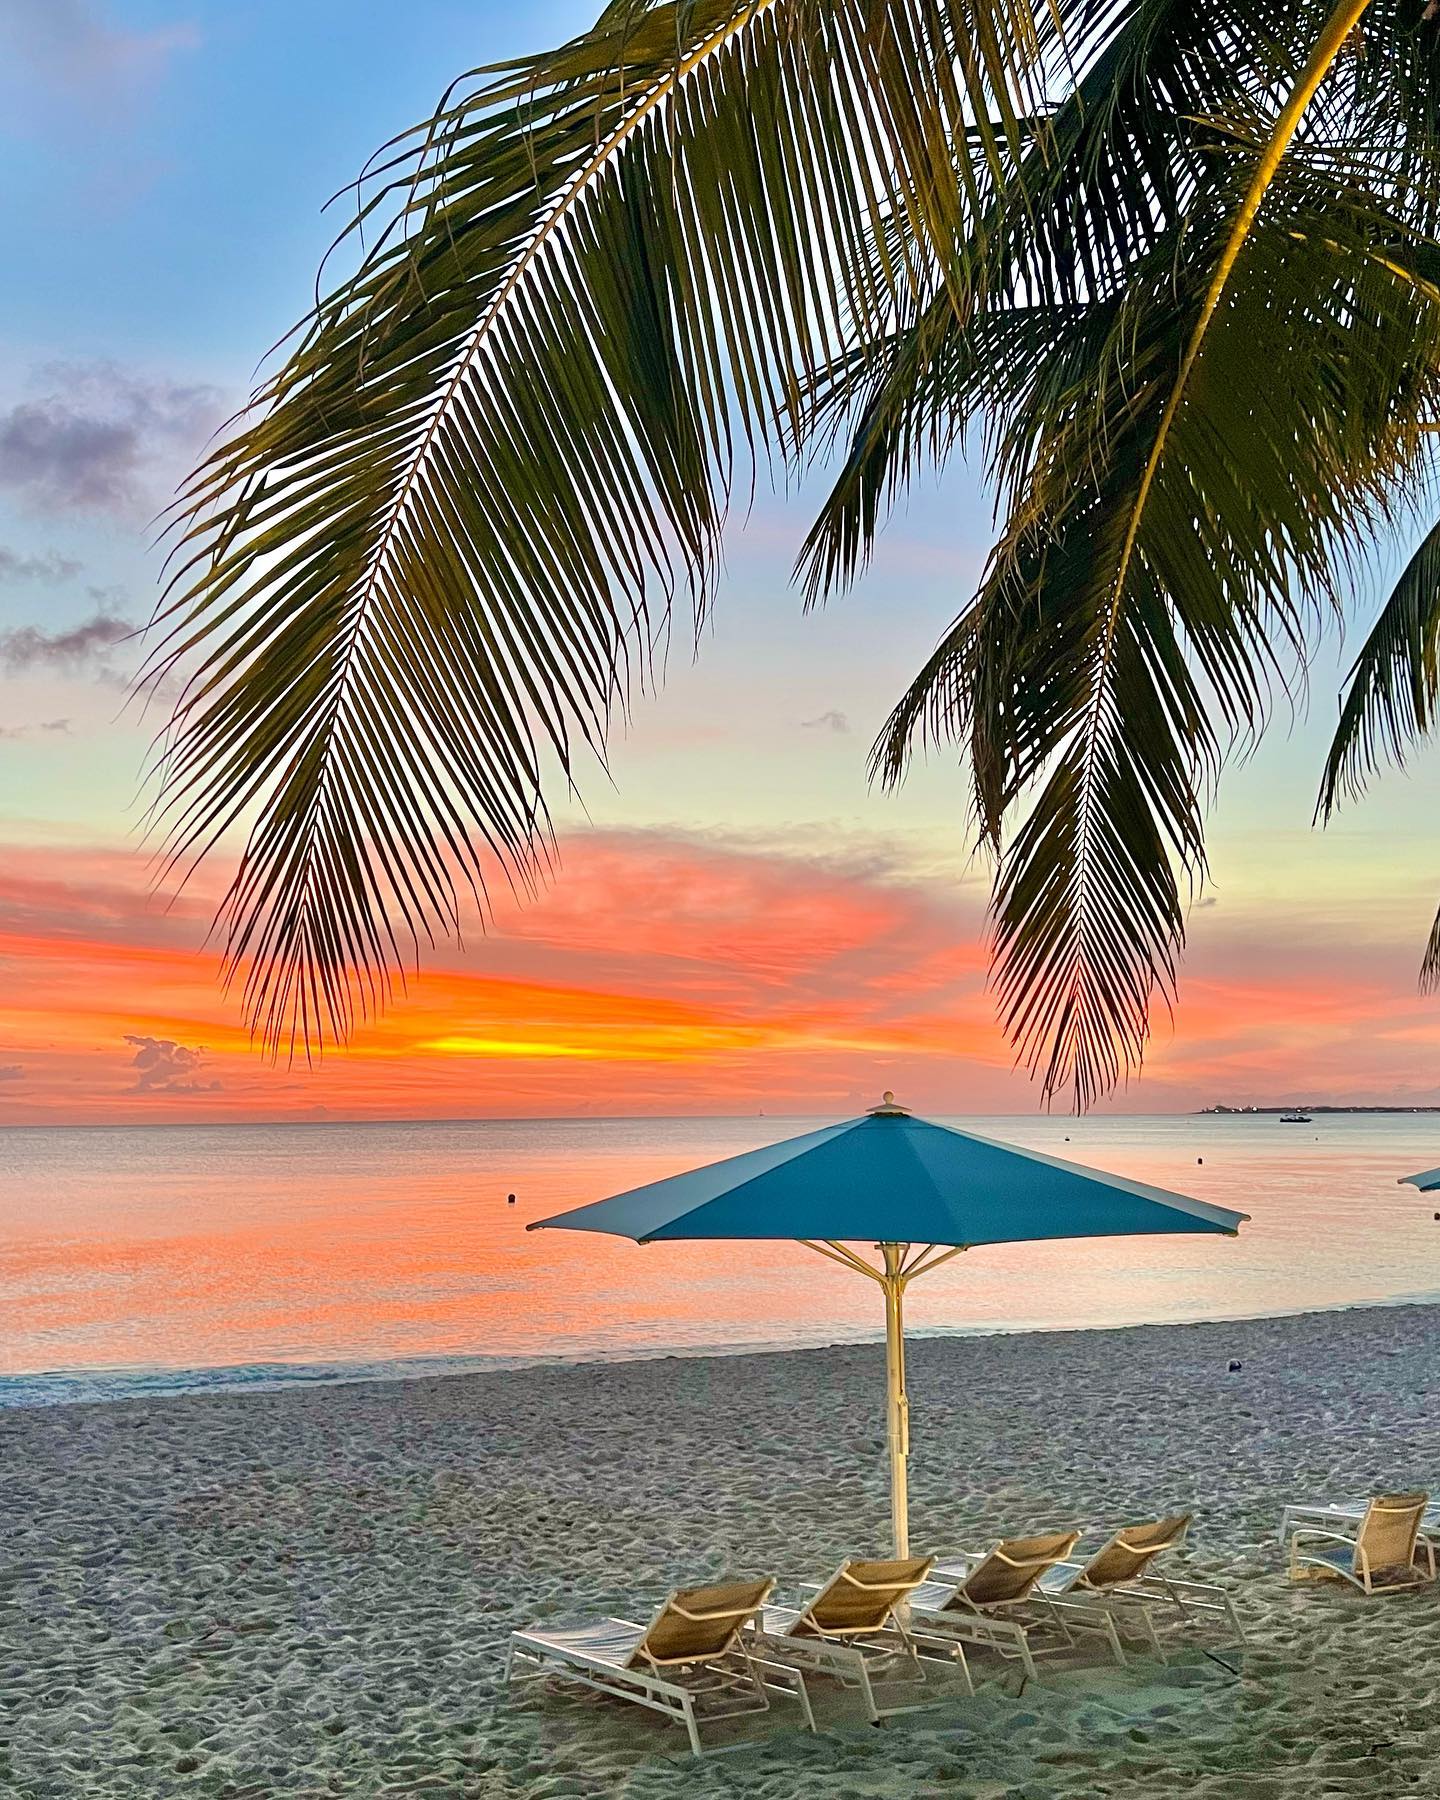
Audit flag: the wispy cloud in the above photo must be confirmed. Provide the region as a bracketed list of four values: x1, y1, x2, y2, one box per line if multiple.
[0, 719, 73, 743]
[123, 1034, 220, 1096]
[0, 548, 82, 585]
[801, 709, 852, 735]
[0, 1065, 24, 1084]
[0, 363, 221, 515]
[0, 3, 198, 102]
[0, 609, 135, 676]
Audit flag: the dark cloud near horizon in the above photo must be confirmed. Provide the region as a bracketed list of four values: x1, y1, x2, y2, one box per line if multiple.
[0, 547, 82, 585]
[0, 608, 135, 675]
[123, 1034, 221, 1096]
[801, 709, 852, 735]
[0, 362, 222, 515]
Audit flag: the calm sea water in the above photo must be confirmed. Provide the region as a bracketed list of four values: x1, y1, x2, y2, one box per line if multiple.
[3, 1113, 1439, 1406]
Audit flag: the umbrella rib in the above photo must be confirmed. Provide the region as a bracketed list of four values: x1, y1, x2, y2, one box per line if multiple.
[898, 1244, 934, 1279]
[798, 1239, 885, 1283]
[902, 1244, 969, 1283]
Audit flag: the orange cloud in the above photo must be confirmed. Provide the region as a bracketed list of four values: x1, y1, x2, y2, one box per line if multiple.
[0, 827, 1435, 1121]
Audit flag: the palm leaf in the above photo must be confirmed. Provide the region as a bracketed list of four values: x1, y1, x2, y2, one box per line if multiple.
[1319, 512, 1440, 993]
[149, 0, 1036, 1055]
[1320, 517, 1440, 812]
[878, 89, 1440, 1104]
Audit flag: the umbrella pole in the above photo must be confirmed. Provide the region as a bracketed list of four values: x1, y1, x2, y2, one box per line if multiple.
[880, 1242, 910, 1559]
[799, 1237, 967, 1559]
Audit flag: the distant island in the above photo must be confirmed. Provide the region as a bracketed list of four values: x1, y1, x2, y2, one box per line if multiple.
[1197, 1104, 1440, 1115]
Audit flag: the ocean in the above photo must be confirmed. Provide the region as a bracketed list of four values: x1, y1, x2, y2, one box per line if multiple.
[3, 1112, 1438, 1406]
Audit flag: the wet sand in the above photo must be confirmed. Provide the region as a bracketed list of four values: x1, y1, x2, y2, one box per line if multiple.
[4, 1303, 1440, 1797]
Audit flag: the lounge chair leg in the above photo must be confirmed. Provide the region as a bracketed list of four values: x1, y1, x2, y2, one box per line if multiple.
[854, 1657, 881, 1726]
[681, 1694, 704, 1758]
[1101, 1611, 1126, 1668]
[1043, 1596, 1077, 1649]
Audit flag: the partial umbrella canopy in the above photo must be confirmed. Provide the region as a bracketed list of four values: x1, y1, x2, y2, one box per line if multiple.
[1400, 1166, 1440, 1191]
[530, 1096, 1248, 1554]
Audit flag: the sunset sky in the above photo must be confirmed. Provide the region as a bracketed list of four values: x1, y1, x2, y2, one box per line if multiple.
[0, 0, 1437, 1125]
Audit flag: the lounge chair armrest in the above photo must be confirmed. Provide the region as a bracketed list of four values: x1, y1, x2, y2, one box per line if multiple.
[931, 1550, 986, 1573]
[838, 1572, 930, 1593]
[1288, 1526, 1359, 1549]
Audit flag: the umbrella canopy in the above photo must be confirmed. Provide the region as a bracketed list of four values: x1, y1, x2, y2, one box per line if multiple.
[530, 1095, 1247, 1552]
[1400, 1166, 1440, 1192]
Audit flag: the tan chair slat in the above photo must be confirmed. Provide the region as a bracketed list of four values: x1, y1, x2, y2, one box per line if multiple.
[1355, 1494, 1428, 1577]
[961, 1531, 1081, 1606]
[796, 1556, 934, 1637]
[641, 1577, 774, 1665]
[1079, 1515, 1191, 1590]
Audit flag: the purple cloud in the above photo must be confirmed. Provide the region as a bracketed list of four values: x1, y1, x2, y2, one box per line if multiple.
[122, 1034, 221, 1095]
[0, 547, 82, 584]
[801, 710, 852, 735]
[0, 3, 199, 100]
[0, 719, 72, 743]
[0, 363, 221, 515]
[0, 609, 135, 675]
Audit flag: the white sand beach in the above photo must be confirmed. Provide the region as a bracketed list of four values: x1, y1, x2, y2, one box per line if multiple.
[5, 1303, 1440, 1798]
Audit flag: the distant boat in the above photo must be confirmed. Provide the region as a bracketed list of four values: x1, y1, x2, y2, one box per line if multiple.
[1280, 1110, 1311, 1123]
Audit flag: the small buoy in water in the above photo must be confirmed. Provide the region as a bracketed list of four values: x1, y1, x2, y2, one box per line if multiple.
[1064, 1136, 1070, 1142]
[1198, 1157, 1204, 1165]
[1433, 1211, 1439, 1221]
[507, 1193, 516, 1205]
[1227, 1359, 1242, 1373]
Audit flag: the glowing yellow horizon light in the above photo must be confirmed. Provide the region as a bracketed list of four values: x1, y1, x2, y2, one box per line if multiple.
[421, 1022, 905, 1062]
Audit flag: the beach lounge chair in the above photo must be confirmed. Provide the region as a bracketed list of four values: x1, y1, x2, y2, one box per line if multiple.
[908, 1530, 1082, 1683]
[753, 1555, 964, 1722]
[506, 1576, 816, 1756]
[1277, 1494, 1440, 1548]
[1286, 1492, 1438, 1595]
[1033, 1516, 1243, 1659]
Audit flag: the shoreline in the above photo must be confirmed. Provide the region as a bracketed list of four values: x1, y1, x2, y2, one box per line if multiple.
[8, 1287, 1440, 1412]
[5, 1302, 1440, 1795]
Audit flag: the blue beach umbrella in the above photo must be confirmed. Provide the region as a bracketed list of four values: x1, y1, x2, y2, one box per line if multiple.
[1400, 1166, 1440, 1192]
[530, 1094, 1247, 1555]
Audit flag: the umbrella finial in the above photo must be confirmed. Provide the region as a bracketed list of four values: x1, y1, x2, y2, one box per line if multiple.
[870, 1091, 909, 1116]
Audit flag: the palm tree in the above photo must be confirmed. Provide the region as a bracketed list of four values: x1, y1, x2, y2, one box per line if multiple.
[150, 0, 1440, 1103]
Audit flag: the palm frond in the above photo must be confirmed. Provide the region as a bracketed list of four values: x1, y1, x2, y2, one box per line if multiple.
[829, 0, 1440, 1104]
[1319, 516, 1440, 813]
[150, 0, 1036, 1055]
[793, 0, 1323, 607]
[880, 127, 1440, 1104]
[1424, 902, 1440, 992]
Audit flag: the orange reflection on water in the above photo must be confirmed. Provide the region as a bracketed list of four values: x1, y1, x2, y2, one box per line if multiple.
[4, 1114, 1440, 1389]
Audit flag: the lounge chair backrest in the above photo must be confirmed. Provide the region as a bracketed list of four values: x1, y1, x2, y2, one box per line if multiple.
[959, 1531, 1081, 1606]
[1353, 1494, 1428, 1576]
[1080, 1515, 1191, 1589]
[638, 1577, 775, 1666]
[795, 1556, 935, 1637]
